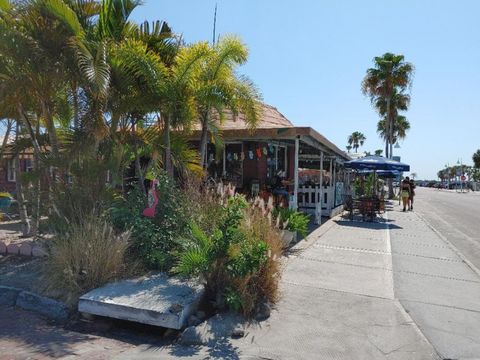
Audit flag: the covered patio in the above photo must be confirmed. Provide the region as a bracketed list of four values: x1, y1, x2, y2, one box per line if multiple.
[192, 104, 351, 219]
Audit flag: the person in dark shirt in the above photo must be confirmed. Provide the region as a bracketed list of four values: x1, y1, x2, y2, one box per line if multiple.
[409, 179, 416, 211]
[400, 177, 411, 212]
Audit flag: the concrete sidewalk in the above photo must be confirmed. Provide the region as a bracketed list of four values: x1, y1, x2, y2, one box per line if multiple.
[115, 211, 439, 359]
[388, 204, 480, 359]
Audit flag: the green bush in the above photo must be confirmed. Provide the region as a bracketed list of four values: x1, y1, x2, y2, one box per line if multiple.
[110, 173, 189, 271]
[273, 207, 310, 238]
[174, 195, 283, 317]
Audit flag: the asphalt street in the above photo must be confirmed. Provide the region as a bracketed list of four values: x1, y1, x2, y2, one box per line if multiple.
[412, 187, 480, 271]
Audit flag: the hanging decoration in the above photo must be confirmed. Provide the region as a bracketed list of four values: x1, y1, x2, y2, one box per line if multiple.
[256, 148, 262, 158]
[233, 153, 238, 161]
[227, 152, 232, 161]
[263, 147, 268, 155]
[240, 152, 245, 161]
[248, 150, 254, 160]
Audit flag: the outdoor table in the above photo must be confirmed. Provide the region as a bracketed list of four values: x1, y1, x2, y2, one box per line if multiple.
[350, 196, 383, 221]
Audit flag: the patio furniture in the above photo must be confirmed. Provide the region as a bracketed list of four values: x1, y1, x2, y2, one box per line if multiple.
[348, 196, 385, 221]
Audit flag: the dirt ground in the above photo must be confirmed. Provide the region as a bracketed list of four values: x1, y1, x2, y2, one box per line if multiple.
[0, 254, 46, 293]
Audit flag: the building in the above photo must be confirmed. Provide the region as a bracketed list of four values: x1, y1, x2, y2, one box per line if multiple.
[191, 103, 350, 218]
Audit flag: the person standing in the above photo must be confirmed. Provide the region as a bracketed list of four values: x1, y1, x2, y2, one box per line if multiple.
[409, 178, 416, 211]
[400, 177, 411, 212]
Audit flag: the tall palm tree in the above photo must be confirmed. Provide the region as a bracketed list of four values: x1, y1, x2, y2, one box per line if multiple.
[347, 131, 366, 153]
[362, 53, 414, 159]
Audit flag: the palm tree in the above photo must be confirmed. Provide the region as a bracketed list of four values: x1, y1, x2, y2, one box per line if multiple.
[410, 172, 417, 180]
[347, 131, 366, 153]
[346, 145, 352, 153]
[195, 36, 262, 169]
[377, 115, 410, 145]
[473, 149, 480, 169]
[362, 53, 414, 159]
[374, 149, 383, 156]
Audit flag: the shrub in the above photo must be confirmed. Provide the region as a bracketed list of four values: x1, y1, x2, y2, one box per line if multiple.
[44, 214, 131, 306]
[174, 194, 283, 317]
[273, 207, 310, 238]
[110, 173, 190, 270]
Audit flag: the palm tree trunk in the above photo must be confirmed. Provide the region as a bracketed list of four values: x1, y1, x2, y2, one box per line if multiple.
[164, 113, 174, 179]
[72, 82, 80, 130]
[386, 97, 394, 198]
[14, 121, 31, 237]
[42, 100, 59, 157]
[199, 113, 209, 169]
[30, 121, 41, 236]
[131, 118, 147, 203]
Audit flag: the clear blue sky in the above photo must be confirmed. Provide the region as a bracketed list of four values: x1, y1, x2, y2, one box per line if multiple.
[132, 0, 480, 180]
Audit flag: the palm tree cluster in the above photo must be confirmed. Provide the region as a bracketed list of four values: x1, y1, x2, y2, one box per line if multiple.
[362, 53, 414, 159]
[0, 0, 261, 236]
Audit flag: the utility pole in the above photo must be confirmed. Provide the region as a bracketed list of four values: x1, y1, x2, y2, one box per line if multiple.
[212, 3, 217, 45]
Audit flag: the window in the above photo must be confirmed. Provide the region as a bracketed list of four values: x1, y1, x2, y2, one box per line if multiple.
[25, 158, 33, 172]
[7, 159, 15, 182]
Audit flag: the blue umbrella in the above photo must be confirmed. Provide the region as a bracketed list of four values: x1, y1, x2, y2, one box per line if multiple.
[358, 169, 401, 178]
[345, 155, 410, 172]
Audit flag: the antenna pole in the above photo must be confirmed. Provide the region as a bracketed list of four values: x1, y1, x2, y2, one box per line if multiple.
[212, 3, 217, 45]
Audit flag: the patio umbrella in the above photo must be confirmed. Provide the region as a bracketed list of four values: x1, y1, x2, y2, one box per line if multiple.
[358, 169, 401, 178]
[344, 155, 410, 172]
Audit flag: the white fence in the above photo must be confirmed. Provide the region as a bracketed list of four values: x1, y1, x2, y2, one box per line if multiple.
[297, 185, 335, 216]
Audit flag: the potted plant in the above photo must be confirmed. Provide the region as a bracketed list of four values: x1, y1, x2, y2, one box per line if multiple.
[273, 207, 310, 247]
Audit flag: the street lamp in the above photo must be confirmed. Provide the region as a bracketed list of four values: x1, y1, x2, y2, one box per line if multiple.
[457, 158, 464, 192]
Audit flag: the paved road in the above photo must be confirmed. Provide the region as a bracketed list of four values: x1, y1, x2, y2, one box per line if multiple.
[413, 187, 480, 271]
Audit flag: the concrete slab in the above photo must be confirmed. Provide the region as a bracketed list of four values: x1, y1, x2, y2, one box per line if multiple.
[400, 300, 480, 359]
[78, 273, 204, 330]
[283, 256, 394, 299]
[393, 252, 480, 282]
[393, 271, 480, 312]
[305, 244, 392, 269]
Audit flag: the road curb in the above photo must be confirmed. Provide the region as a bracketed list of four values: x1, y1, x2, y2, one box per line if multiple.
[414, 211, 480, 279]
[0, 285, 70, 322]
[394, 299, 442, 359]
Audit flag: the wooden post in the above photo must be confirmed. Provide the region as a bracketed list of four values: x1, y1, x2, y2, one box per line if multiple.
[222, 146, 226, 176]
[320, 151, 324, 204]
[292, 137, 299, 210]
[333, 159, 337, 207]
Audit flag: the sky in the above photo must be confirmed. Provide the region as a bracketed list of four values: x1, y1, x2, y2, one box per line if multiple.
[131, 0, 480, 180]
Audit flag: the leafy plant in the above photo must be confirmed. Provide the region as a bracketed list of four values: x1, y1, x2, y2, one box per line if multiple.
[174, 194, 283, 317]
[272, 207, 310, 238]
[110, 173, 189, 270]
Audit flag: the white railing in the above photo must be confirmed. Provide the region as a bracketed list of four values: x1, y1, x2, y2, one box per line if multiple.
[297, 185, 335, 217]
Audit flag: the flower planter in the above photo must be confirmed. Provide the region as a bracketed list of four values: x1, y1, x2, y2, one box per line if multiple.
[280, 229, 297, 248]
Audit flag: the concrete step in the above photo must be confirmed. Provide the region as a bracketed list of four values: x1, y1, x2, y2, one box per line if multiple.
[78, 273, 204, 330]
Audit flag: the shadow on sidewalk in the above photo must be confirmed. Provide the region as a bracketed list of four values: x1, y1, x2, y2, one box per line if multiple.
[334, 218, 403, 230]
